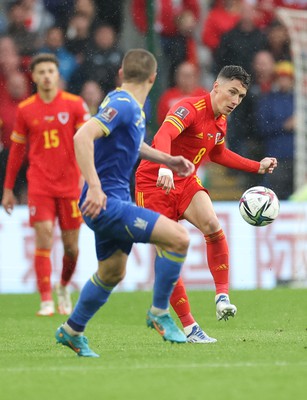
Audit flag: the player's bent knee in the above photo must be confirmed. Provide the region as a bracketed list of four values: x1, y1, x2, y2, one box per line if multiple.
[63, 244, 79, 258]
[97, 252, 127, 286]
[170, 224, 190, 254]
[151, 215, 190, 253]
[97, 268, 126, 286]
[200, 215, 220, 234]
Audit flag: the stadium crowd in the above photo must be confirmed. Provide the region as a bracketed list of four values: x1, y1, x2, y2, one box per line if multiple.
[0, 0, 306, 203]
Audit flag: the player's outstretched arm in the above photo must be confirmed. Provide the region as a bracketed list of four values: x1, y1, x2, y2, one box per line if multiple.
[258, 157, 278, 174]
[140, 142, 195, 177]
[74, 119, 107, 219]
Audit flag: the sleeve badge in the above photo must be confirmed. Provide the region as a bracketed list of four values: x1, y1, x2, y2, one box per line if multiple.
[174, 106, 190, 120]
[100, 106, 118, 123]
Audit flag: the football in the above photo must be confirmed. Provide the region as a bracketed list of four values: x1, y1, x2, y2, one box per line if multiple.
[239, 186, 280, 226]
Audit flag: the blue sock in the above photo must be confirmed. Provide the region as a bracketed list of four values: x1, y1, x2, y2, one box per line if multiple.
[68, 273, 114, 332]
[153, 248, 186, 310]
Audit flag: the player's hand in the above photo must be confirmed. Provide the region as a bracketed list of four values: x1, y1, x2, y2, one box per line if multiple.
[1, 188, 16, 215]
[258, 157, 278, 174]
[167, 155, 195, 177]
[80, 185, 107, 219]
[156, 174, 175, 194]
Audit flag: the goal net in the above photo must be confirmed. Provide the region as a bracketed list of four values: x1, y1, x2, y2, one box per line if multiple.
[277, 7, 307, 192]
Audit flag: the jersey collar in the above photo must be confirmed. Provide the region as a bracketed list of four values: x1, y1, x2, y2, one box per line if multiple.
[36, 90, 62, 105]
[115, 87, 143, 109]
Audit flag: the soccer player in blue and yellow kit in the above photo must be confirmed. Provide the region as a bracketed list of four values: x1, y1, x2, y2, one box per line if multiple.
[55, 49, 195, 357]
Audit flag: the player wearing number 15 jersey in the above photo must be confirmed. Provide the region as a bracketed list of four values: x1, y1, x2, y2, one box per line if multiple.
[136, 65, 278, 340]
[2, 53, 91, 317]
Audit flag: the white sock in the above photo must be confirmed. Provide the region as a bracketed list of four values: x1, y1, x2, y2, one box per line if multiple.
[63, 322, 83, 336]
[150, 306, 169, 316]
[215, 293, 229, 303]
[183, 322, 198, 336]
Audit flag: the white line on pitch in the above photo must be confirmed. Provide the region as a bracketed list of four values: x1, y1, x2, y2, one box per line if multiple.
[1, 361, 307, 373]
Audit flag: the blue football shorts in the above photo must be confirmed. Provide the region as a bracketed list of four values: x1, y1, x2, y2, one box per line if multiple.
[82, 196, 160, 260]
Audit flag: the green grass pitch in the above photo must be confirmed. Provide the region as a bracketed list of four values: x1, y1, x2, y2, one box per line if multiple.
[0, 288, 306, 400]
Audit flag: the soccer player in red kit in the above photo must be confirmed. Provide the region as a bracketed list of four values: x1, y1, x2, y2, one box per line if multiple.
[2, 53, 91, 316]
[136, 65, 277, 342]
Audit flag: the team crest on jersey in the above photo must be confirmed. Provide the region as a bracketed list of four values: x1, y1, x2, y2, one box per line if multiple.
[134, 217, 148, 230]
[101, 106, 118, 122]
[58, 112, 69, 124]
[215, 132, 222, 144]
[174, 106, 189, 120]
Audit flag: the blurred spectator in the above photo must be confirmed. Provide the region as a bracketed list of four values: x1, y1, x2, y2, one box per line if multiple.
[79, 80, 104, 115]
[255, 61, 295, 199]
[201, 0, 242, 70]
[69, 23, 123, 94]
[228, 49, 278, 188]
[265, 20, 292, 62]
[157, 61, 207, 125]
[94, 0, 123, 33]
[5, 0, 41, 58]
[214, 1, 268, 74]
[0, 71, 30, 146]
[0, 71, 30, 204]
[0, 35, 31, 100]
[0, 35, 19, 80]
[43, 0, 74, 29]
[252, 0, 275, 29]
[175, 9, 199, 66]
[131, 0, 200, 87]
[21, 0, 54, 37]
[250, 49, 276, 95]
[228, 50, 277, 157]
[65, 12, 92, 63]
[39, 25, 78, 87]
[73, 0, 100, 30]
[227, 50, 275, 161]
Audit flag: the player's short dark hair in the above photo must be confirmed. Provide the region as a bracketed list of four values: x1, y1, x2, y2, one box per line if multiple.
[122, 49, 157, 83]
[217, 65, 251, 89]
[30, 53, 59, 72]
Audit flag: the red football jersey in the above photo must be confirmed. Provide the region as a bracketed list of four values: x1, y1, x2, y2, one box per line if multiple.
[10, 90, 90, 197]
[137, 93, 227, 183]
[137, 92, 260, 187]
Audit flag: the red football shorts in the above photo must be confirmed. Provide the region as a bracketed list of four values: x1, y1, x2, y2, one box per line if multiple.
[135, 174, 208, 221]
[28, 194, 83, 230]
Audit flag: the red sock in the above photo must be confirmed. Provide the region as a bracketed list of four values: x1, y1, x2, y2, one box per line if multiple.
[205, 229, 229, 295]
[61, 252, 78, 286]
[34, 248, 52, 301]
[170, 277, 195, 327]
